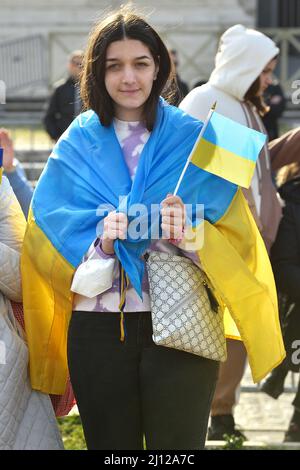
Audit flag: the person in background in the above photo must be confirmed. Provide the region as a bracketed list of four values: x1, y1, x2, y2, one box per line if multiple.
[0, 175, 63, 449]
[263, 161, 300, 443]
[169, 49, 189, 105]
[180, 24, 287, 440]
[44, 50, 84, 141]
[0, 129, 75, 417]
[262, 81, 286, 141]
[261, 128, 300, 442]
[0, 128, 33, 218]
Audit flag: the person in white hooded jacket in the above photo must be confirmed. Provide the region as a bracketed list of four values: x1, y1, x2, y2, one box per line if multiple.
[180, 24, 288, 440]
[0, 175, 64, 449]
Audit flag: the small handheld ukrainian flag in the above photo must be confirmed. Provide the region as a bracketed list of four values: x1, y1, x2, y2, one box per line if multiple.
[0, 148, 3, 184]
[174, 102, 266, 194]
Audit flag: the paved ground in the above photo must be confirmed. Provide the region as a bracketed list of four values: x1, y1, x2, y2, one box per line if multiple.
[227, 366, 298, 445]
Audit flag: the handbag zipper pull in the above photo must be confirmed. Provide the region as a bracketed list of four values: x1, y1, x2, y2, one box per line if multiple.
[204, 283, 219, 313]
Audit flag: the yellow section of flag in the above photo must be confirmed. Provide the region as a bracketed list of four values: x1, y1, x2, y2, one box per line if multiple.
[191, 138, 256, 188]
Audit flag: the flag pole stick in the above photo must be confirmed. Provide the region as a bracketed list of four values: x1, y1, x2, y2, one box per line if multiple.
[173, 101, 217, 196]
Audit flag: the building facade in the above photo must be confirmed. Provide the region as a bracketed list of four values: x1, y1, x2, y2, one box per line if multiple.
[0, 0, 256, 96]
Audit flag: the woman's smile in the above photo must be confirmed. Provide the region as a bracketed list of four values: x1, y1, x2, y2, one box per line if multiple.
[119, 89, 140, 94]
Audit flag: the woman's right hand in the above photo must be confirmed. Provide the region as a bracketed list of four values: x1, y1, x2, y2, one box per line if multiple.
[0, 128, 15, 172]
[101, 211, 128, 255]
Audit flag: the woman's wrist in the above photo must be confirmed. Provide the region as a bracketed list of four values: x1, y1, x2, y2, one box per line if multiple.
[169, 226, 185, 244]
[100, 237, 115, 255]
[3, 160, 17, 174]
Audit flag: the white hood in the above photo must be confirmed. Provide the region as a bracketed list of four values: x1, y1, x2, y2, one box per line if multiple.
[209, 24, 279, 101]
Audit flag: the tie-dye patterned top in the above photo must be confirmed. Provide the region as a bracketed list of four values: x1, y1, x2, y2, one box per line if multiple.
[73, 118, 200, 313]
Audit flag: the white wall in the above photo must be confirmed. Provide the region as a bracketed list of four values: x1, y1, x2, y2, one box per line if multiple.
[0, 0, 256, 94]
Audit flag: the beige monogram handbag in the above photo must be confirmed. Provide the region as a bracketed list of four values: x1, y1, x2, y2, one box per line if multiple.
[145, 251, 227, 362]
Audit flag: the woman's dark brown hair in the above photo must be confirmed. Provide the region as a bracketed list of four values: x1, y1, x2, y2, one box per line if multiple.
[80, 6, 176, 130]
[244, 77, 269, 117]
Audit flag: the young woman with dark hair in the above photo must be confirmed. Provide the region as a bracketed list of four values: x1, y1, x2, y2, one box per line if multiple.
[67, 7, 220, 450]
[21, 10, 284, 451]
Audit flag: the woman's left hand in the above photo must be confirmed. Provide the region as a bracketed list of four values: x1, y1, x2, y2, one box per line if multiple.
[160, 194, 186, 240]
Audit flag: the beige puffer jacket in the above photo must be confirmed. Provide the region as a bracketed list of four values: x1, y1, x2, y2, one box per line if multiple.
[0, 176, 64, 450]
[0, 176, 25, 305]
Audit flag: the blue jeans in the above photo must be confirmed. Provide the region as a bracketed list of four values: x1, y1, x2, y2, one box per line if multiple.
[67, 311, 219, 450]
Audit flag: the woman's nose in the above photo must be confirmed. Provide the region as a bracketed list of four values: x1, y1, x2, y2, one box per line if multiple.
[122, 66, 136, 83]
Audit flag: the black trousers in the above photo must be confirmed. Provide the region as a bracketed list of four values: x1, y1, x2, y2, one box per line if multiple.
[67, 311, 219, 450]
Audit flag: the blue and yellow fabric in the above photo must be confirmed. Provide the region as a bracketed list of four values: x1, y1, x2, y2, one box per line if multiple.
[21, 99, 285, 394]
[191, 110, 266, 188]
[0, 148, 3, 183]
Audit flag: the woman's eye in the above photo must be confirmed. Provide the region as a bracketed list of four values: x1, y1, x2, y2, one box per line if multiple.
[106, 64, 120, 70]
[136, 62, 148, 68]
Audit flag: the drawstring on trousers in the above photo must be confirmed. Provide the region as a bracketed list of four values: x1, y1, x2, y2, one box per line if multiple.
[118, 262, 129, 342]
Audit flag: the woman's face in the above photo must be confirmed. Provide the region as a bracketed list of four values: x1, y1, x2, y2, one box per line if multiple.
[257, 58, 277, 96]
[104, 38, 159, 121]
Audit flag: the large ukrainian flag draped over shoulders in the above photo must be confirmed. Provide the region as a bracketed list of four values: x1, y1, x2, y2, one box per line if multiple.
[0, 148, 3, 183]
[21, 98, 285, 395]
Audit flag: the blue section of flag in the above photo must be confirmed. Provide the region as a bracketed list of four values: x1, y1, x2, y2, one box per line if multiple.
[203, 111, 266, 162]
